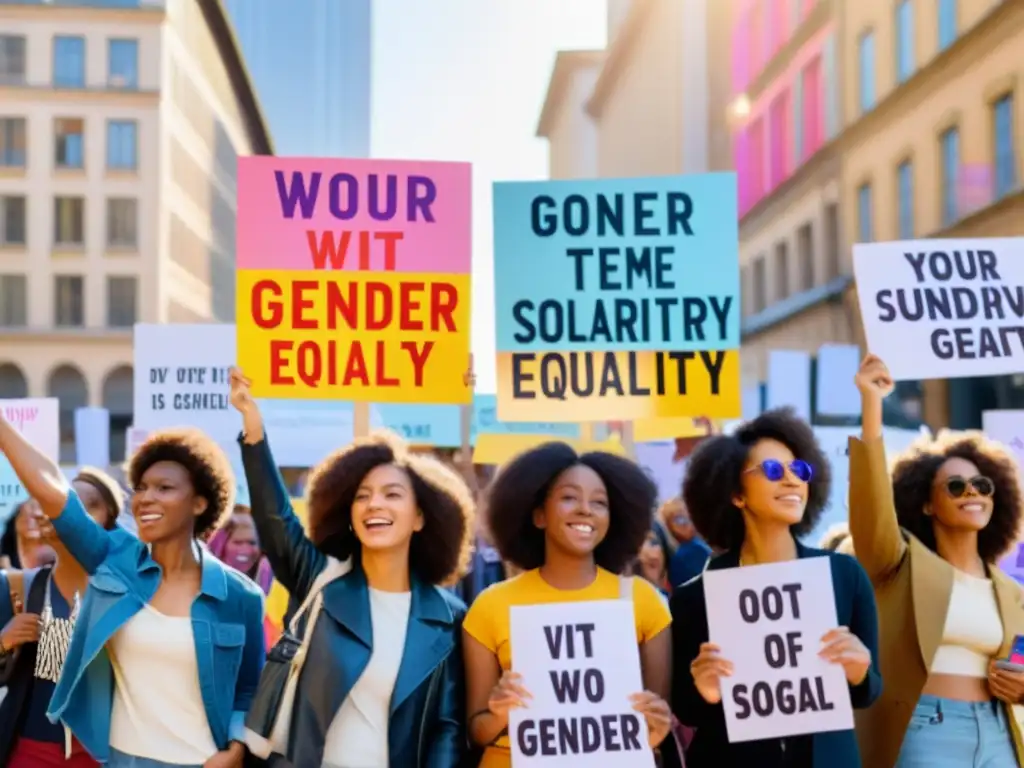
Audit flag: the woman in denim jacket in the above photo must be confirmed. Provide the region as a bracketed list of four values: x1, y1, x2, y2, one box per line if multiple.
[0, 414, 265, 768]
[231, 368, 473, 768]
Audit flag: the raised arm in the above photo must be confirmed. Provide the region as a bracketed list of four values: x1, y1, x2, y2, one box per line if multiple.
[230, 368, 326, 598]
[0, 416, 109, 572]
[849, 355, 906, 584]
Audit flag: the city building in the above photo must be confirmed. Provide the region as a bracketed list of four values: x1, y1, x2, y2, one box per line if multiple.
[536, 49, 604, 180]
[730, 0, 847, 389]
[840, 0, 1023, 427]
[223, 0, 371, 157]
[0, 0, 272, 460]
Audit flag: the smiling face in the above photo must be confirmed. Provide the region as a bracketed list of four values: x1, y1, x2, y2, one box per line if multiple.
[223, 515, 260, 572]
[533, 464, 611, 560]
[928, 456, 994, 534]
[734, 438, 809, 526]
[130, 460, 207, 544]
[351, 463, 424, 553]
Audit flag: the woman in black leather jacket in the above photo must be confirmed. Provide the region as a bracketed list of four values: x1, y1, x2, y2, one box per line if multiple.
[230, 368, 474, 768]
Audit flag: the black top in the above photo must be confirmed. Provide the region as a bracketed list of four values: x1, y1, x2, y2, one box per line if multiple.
[670, 541, 882, 768]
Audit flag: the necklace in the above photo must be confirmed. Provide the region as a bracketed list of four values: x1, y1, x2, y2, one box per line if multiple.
[34, 573, 80, 683]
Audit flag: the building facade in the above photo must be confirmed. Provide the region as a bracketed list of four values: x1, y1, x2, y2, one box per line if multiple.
[223, 0, 371, 157]
[0, 0, 271, 460]
[840, 0, 1023, 427]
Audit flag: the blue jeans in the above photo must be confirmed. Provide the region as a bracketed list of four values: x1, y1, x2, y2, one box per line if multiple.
[896, 694, 1018, 767]
[108, 749, 202, 768]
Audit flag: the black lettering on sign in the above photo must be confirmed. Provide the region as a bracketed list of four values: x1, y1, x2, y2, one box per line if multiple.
[515, 714, 644, 756]
[529, 191, 694, 239]
[548, 668, 606, 705]
[731, 677, 836, 719]
[738, 583, 804, 623]
[764, 632, 804, 669]
[510, 350, 728, 401]
[542, 623, 596, 660]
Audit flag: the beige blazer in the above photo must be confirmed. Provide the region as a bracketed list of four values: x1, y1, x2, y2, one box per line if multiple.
[848, 436, 1024, 768]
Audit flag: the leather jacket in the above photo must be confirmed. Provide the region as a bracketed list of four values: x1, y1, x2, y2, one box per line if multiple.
[239, 434, 467, 768]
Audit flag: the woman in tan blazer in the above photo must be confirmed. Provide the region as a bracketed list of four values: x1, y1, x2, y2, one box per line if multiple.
[850, 355, 1024, 767]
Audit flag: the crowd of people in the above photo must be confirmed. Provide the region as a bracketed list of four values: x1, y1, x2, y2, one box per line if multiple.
[0, 354, 1022, 767]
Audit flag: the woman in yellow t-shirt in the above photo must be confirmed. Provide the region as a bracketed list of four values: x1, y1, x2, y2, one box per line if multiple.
[462, 442, 673, 767]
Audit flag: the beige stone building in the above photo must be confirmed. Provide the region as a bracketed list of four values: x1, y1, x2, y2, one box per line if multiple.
[0, 0, 271, 459]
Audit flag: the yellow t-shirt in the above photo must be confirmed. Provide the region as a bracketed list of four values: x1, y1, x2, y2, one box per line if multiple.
[462, 568, 672, 768]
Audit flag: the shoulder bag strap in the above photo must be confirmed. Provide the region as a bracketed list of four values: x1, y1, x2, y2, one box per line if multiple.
[286, 556, 352, 638]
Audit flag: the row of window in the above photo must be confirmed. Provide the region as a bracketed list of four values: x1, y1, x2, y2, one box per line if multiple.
[0, 33, 139, 89]
[0, 116, 138, 171]
[0, 273, 137, 328]
[744, 202, 841, 316]
[859, 0, 959, 113]
[732, 0, 818, 94]
[857, 93, 1018, 242]
[0, 194, 138, 249]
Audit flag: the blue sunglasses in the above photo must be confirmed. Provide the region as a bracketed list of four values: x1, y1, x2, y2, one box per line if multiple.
[745, 458, 813, 483]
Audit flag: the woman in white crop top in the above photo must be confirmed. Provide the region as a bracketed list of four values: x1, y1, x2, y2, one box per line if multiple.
[851, 355, 1024, 767]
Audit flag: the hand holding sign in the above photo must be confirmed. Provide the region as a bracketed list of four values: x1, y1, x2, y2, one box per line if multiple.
[988, 658, 1024, 705]
[690, 642, 734, 704]
[819, 627, 871, 686]
[628, 691, 672, 748]
[488, 669, 532, 719]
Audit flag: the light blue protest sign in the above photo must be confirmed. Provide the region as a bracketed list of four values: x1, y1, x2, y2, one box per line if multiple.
[471, 395, 579, 441]
[492, 173, 740, 352]
[373, 404, 462, 446]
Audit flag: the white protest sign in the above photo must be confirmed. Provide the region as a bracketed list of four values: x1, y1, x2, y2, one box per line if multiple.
[0, 399, 60, 524]
[853, 237, 1024, 380]
[703, 558, 853, 742]
[509, 600, 655, 767]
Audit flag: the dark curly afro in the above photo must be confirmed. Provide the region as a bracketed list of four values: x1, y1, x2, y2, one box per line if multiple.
[128, 427, 235, 540]
[305, 430, 475, 586]
[683, 408, 832, 552]
[891, 430, 1022, 564]
[485, 441, 657, 573]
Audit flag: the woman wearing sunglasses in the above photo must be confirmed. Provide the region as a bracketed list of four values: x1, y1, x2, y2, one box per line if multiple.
[851, 355, 1024, 768]
[671, 408, 881, 767]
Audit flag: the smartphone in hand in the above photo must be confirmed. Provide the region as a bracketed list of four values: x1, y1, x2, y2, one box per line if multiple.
[995, 635, 1024, 672]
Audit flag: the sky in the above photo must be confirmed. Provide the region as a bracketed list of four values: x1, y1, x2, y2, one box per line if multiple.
[371, 0, 607, 393]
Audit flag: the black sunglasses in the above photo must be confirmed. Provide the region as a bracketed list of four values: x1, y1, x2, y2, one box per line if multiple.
[745, 459, 813, 483]
[944, 475, 994, 498]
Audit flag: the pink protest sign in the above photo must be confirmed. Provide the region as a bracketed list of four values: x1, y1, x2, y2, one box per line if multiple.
[237, 157, 472, 274]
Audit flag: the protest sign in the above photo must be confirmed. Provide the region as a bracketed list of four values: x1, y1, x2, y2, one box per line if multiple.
[982, 410, 1024, 583]
[703, 558, 854, 742]
[236, 157, 472, 404]
[853, 237, 1024, 380]
[509, 600, 655, 767]
[492, 174, 741, 421]
[0, 398, 59, 524]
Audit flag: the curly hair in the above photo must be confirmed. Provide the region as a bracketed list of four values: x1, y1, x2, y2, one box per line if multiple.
[305, 430, 475, 586]
[74, 466, 125, 530]
[127, 427, 235, 539]
[485, 442, 657, 573]
[683, 408, 832, 552]
[891, 430, 1022, 564]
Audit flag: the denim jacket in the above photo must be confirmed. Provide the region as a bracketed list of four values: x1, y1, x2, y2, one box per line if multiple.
[45, 490, 266, 763]
[239, 433, 467, 768]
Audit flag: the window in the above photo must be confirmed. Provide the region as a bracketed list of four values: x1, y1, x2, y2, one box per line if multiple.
[769, 90, 789, 189]
[0, 195, 26, 246]
[748, 117, 766, 201]
[775, 240, 790, 300]
[938, 0, 957, 51]
[106, 276, 137, 327]
[895, 1, 914, 84]
[0, 118, 26, 167]
[106, 198, 138, 248]
[0, 274, 27, 326]
[107, 39, 138, 89]
[0, 35, 26, 85]
[797, 222, 814, 291]
[858, 182, 873, 242]
[106, 120, 137, 170]
[53, 36, 86, 88]
[994, 94, 1018, 200]
[802, 56, 822, 159]
[859, 30, 876, 112]
[824, 202, 840, 280]
[753, 256, 767, 313]
[54, 118, 85, 169]
[54, 196, 85, 246]
[940, 126, 960, 226]
[897, 160, 914, 239]
[53, 275, 85, 327]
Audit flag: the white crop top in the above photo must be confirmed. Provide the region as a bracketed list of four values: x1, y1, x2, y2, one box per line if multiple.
[930, 569, 1003, 678]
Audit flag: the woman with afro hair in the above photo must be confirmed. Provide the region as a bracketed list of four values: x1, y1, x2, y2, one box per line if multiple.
[230, 368, 474, 768]
[671, 408, 880, 768]
[461, 441, 674, 768]
[850, 355, 1024, 768]
[0, 413, 264, 768]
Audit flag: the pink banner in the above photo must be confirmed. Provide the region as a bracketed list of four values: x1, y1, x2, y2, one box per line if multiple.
[237, 157, 472, 274]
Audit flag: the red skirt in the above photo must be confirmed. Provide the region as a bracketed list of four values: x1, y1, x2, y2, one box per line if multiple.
[8, 737, 98, 767]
